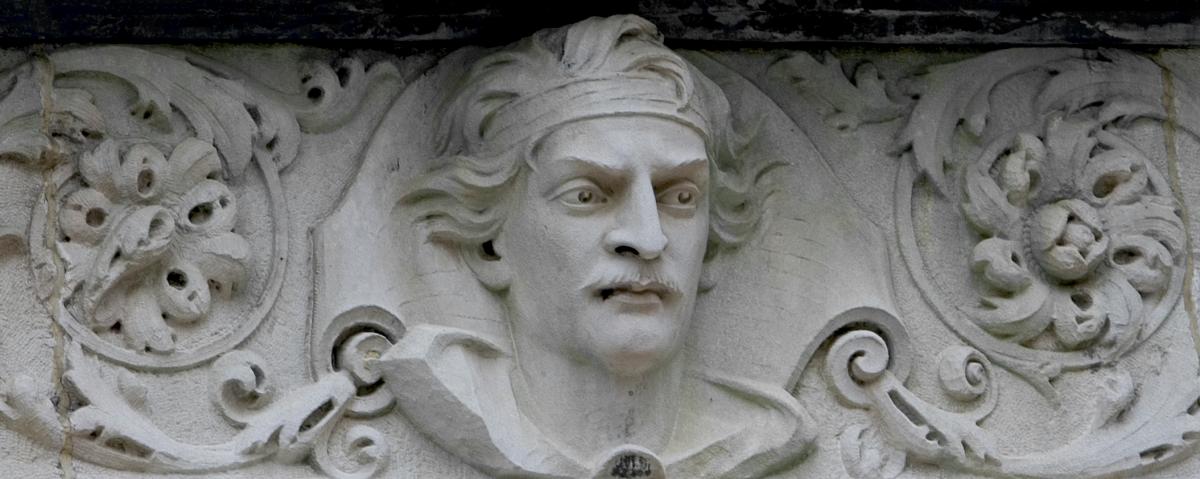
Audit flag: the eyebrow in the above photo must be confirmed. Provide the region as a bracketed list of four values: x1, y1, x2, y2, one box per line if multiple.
[657, 158, 708, 173]
[547, 156, 627, 177]
[538, 156, 710, 196]
[653, 158, 709, 185]
[546, 156, 708, 174]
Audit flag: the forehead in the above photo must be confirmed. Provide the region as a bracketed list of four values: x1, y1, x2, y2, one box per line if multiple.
[532, 116, 708, 171]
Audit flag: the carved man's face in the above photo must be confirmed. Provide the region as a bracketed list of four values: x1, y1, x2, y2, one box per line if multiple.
[497, 116, 710, 377]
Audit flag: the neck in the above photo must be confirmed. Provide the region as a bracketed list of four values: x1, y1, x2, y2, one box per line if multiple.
[508, 316, 685, 463]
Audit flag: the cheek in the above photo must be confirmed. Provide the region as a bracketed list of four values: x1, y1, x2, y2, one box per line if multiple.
[665, 214, 709, 258]
[508, 204, 599, 280]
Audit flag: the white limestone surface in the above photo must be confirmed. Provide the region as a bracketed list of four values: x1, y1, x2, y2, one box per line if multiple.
[1, 16, 1199, 479]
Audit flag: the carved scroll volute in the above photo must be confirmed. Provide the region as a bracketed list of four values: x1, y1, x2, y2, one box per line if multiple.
[11, 44, 401, 370]
[9, 46, 296, 371]
[822, 309, 1006, 476]
[865, 48, 1200, 479]
[896, 49, 1189, 396]
[818, 307, 913, 409]
[310, 305, 405, 418]
[0, 45, 410, 478]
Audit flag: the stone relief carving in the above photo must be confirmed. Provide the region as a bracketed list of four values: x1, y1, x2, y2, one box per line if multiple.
[316, 16, 837, 478]
[898, 50, 1188, 389]
[0, 44, 401, 477]
[766, 52, 908, 131]
[17, 46, 294, 370]
[877, 48, 1200, 477]
[389, 16, 810, 477]
[55, 137, 250, 354]
[0, 15, 1197, 479]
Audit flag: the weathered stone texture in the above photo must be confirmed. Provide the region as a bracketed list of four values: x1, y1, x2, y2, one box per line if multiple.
[2, 9, 1200, 479]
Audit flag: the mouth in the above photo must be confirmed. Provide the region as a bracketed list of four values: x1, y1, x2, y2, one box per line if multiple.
[596, 281, 672, 306]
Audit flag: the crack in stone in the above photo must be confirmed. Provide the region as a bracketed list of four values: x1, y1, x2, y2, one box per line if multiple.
[1155, 57, 1200, 363]
[32, 47, 75, 479]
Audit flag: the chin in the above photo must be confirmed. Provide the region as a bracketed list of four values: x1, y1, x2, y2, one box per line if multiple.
[586, 313, 685, 377]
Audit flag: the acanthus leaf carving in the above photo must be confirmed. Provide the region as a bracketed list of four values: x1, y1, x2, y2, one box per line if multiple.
[12, 45, 297, 370]
[0, 58, 105, 168]
[295, 57, 404, 134]
[0, 342, 384, 474]
[177, 50, 407, 136]
[824, 322, 1200, 478]
[767, 51, 908, 131]
[839, 423, 906, 479]
[49, 46, 301, 176]
[894, 49, 1083, 195]
[57, 137, 248, 354]
[826, 329, 1000, 470]
[0, 59, 106, 255]
[830, 277, 1200, 479]
[896, 48, 1189, 400]
[1001, 372, 1200, 478]
[0, 41, 415, 478]
[3, 16, 1200, 479]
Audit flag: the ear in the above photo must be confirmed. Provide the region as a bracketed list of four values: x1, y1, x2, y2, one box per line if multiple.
[461, 238, 511, 291]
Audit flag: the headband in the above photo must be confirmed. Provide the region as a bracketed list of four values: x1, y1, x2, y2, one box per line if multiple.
[482, 74, 712, 154]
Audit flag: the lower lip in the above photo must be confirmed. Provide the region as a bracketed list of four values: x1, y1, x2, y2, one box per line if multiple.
[607, 291, 663, 307]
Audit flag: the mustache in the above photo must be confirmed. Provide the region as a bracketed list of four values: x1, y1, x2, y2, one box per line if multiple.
[580, 266, 684, 296]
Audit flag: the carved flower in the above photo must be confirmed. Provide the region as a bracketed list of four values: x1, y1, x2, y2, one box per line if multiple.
[1029, 199, 1109, 281]
[961, 126, 1184, 355]
[996, 132, 1044, 207]
[57, 138, 249, 354]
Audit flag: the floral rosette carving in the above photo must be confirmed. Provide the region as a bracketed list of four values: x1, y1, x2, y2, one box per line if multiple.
[961, 123, 1184, 358]
[873, 49, 1200, 479]
[57, 138, 249, 354]
[895, 50, 1194, 396]
[0, 45, 408, 478]
[3, 46, 314, 370]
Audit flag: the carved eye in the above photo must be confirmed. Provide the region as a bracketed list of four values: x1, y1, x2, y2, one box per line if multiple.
[554, 180, 608, 209]
[658, 183, 701, 211]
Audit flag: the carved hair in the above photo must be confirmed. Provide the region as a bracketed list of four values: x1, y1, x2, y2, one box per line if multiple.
[402, 15, 763, 258]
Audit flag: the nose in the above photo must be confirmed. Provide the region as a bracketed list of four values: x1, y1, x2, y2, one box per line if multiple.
[603, 179, 668, 260]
